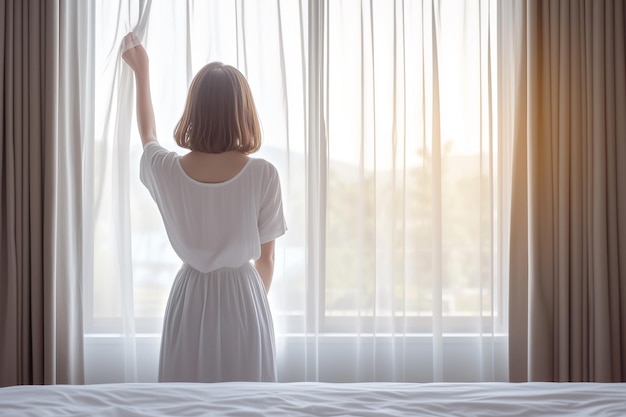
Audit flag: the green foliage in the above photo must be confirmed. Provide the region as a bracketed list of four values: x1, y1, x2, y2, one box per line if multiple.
[324, 144, 496, 316]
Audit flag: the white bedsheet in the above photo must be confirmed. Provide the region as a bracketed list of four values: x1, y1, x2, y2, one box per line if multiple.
[0, 382, 625, 416]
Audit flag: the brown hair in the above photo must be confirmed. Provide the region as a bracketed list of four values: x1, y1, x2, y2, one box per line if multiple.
[174, 62, 261, 154]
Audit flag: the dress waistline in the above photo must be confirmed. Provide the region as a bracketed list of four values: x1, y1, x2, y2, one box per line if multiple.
[180, 261, 254, 275]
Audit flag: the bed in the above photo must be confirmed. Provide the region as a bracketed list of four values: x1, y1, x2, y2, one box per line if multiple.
[0, 381, 625, 416]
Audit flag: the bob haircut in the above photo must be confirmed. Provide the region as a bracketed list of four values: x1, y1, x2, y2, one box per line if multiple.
[174, 62, 261, 154]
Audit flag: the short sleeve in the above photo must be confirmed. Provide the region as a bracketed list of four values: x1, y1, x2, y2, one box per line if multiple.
[258, 164, 287, 244]
[139, 141, 177, 195]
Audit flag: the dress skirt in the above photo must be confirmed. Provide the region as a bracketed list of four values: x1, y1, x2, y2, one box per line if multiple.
[158, 262, 276, 382]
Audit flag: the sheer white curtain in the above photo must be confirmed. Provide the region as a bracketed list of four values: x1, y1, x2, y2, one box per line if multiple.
[87, 0, 307, 382]
[305, 0, 508, 382]
[86, 0, 509, 383]
[86, 0, 152, 382]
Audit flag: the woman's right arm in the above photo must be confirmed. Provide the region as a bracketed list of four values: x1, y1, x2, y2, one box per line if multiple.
[254, 241, 276, 293]
[122, 32, 158, 146]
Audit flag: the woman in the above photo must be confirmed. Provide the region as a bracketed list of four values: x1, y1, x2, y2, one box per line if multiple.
[121, 32, 286, 382]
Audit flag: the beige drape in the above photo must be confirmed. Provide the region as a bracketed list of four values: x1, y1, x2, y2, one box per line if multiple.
[504, 0, 626, 381]
[0, 0, 86, 386]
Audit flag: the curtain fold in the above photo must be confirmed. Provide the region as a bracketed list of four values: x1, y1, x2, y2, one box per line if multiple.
[0, 0, 87, 386]
[505, 0, 626, 382]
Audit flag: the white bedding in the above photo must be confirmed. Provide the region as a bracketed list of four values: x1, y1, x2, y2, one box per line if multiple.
[0, 381, 625, 416]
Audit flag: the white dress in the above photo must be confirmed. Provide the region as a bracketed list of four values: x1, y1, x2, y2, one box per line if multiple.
[140, 141, 287, 383]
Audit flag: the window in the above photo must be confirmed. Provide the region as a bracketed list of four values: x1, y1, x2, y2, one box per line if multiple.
[86, 0, 505, 340]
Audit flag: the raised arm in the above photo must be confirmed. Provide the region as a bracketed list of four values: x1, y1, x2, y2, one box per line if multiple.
[121, 32, 158, 146]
